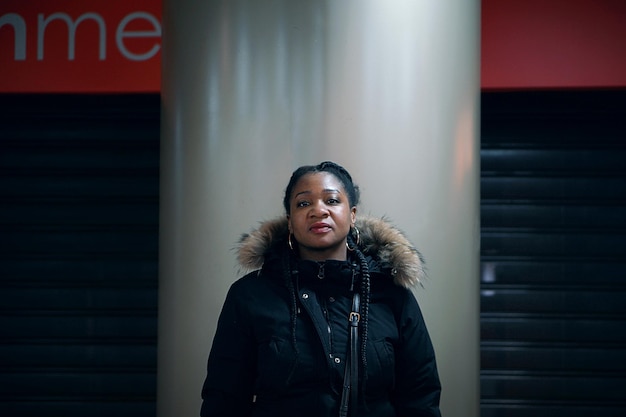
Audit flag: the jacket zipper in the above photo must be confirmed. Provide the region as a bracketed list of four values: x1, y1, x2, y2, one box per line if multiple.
[318, 262, 333, 354]
[317, 262, 325, 279]
[322, 303, 333, 358]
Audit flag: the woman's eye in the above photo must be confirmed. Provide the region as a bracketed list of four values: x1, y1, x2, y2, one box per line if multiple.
[296, 201, 310, 208]
[327, 198, 339, 205]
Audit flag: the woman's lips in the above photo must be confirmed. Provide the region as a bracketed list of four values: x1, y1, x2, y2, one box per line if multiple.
[310, 223, 331, 233]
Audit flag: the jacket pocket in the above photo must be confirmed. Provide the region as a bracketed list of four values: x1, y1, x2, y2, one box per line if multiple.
[366, 339, 396, 392]
[255, 337, 296, 394]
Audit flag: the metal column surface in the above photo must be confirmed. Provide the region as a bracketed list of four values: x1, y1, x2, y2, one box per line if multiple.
[159, 1, 480, 416]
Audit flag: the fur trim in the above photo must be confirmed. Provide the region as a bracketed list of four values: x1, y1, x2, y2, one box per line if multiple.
[236, 217, 289, 271]
[236, 215, 426, 288]
[356, 216, 426, 288]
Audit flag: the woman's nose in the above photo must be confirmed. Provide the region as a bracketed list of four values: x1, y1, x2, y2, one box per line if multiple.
[310, 200, 329, 216]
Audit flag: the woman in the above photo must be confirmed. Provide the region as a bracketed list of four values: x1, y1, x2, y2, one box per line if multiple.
[200, 161, 441, 417]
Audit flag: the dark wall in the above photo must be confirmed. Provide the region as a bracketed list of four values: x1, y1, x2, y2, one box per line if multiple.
[480, 90, 626, 417]
[0, 94, 160, 417]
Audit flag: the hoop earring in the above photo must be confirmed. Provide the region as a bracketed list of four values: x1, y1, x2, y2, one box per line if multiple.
[288, 233, 295, 252]
[346, 225, 360, 251]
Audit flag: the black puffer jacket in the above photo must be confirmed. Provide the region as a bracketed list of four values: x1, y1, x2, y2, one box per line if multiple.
[201, 216, 441, 417]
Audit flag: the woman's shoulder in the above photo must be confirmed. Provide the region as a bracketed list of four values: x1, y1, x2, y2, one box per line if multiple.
[229, 265, 284, 294]
[370, 271, 413, 298]
[230, 269, 264, 289]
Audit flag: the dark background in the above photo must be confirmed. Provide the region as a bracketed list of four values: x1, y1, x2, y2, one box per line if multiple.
[1, 90, 625, 416]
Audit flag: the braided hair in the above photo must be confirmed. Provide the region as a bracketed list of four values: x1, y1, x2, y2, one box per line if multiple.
[347, 229, 371, 399]
[282, 161, 371, 399]
[281, 242, 300, 384]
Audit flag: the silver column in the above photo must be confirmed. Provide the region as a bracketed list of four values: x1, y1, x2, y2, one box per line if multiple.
[159, 1, 480, 416]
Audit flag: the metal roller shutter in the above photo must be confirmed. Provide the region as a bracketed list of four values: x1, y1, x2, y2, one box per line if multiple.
[0, 94, 160, 417]
[480, 91, 626, 417]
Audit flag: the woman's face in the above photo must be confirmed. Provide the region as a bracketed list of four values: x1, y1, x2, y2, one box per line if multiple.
[287, 172, 356, 261]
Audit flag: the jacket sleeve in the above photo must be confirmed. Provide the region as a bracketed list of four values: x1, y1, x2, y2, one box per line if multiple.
[200, 279, 257, 417]
[391, 289, 442, 417]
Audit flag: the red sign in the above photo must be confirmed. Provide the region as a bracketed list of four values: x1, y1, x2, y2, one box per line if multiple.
[482, 0, 626, 90]
[0, 0, 161, 93]
[3, 0, 626, 93]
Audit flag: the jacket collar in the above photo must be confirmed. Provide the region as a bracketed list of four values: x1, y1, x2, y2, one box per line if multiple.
[236, 215, 426, 289]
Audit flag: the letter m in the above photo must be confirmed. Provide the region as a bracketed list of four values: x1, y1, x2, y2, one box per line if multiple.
[0, 13, 26, 60]
[37, 12, 106, 60]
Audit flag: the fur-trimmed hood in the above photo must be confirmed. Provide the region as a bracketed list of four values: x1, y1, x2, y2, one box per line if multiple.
[236, 215, 426, 288]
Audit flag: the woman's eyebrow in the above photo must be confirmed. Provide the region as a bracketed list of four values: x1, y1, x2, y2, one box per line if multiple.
[294, 188, 341, 198]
